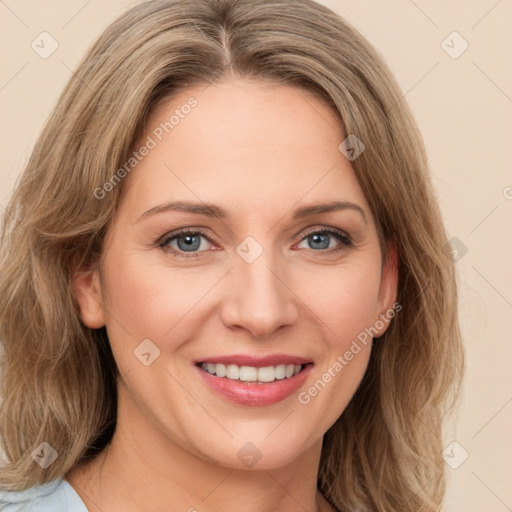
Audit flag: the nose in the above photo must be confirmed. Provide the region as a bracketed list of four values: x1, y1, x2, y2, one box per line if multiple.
[220, 247, 299, 339]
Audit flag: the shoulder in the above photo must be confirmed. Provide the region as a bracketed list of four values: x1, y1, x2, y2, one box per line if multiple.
[0, 477, 88, 511]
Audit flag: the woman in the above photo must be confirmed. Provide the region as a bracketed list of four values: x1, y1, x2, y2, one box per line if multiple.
[0, 0, 464, 510]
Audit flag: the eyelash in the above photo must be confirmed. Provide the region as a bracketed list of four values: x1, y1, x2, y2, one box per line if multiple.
[158, 227, 353, 258]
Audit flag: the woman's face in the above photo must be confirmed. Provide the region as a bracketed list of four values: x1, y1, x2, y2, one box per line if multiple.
[76, 77, 397, 470]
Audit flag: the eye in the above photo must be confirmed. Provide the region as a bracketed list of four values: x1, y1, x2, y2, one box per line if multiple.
[159, 229, 214, 257]
[295, 227, 352, 254]
[158, 226, 353, 258]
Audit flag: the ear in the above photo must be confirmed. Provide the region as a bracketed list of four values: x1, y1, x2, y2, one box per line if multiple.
[72, 265, 106, 329]
[372, 240, 399, 338]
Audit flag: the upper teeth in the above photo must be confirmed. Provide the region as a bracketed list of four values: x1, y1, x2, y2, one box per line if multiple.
[200, 363, 302, 382]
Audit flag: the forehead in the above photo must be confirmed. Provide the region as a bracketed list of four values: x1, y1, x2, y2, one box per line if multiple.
[146, 77, 342, 153]
[121, 78, 369, 221]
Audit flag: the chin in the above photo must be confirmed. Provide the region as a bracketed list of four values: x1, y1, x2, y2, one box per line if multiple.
[193, 432, 318, 471]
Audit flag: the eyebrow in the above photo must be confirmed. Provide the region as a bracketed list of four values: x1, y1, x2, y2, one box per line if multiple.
[137, 200, 367, 224]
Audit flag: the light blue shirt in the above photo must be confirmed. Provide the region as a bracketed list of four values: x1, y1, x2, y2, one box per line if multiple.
[0, 477, 88, 511]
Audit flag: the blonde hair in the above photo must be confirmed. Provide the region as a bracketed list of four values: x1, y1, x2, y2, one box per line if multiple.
[0, 0, 464, 510]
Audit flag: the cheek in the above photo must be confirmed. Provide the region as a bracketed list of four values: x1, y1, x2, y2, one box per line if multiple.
[294, 266, 381, 429]
[104, 259, 167, 326]
[295, 260, 382, 348]
[99, 250, 189, 367]
[99, 248, 227, 364]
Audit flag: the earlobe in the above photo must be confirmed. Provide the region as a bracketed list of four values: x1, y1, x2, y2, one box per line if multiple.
[373, 241, 399, 338]
[72, 266, 106, 329]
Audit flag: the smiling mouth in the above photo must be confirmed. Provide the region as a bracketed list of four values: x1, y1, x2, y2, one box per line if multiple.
[196, 362, 313, 384]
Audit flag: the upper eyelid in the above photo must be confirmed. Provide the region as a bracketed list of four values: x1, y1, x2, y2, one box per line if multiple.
[160, 228, 215, 244]
[300, 226, 350, 239]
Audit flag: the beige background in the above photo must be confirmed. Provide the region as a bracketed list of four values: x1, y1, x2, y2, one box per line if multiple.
[1, 1, 511, 510]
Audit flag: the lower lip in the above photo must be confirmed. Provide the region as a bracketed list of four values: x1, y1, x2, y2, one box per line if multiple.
[195, 364, 313, 406]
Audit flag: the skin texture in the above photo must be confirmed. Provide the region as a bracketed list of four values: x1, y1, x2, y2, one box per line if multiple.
[69, 77, 398, 512]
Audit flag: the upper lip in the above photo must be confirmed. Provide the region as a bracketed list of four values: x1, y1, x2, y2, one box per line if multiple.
[195, 354, 313, 367]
